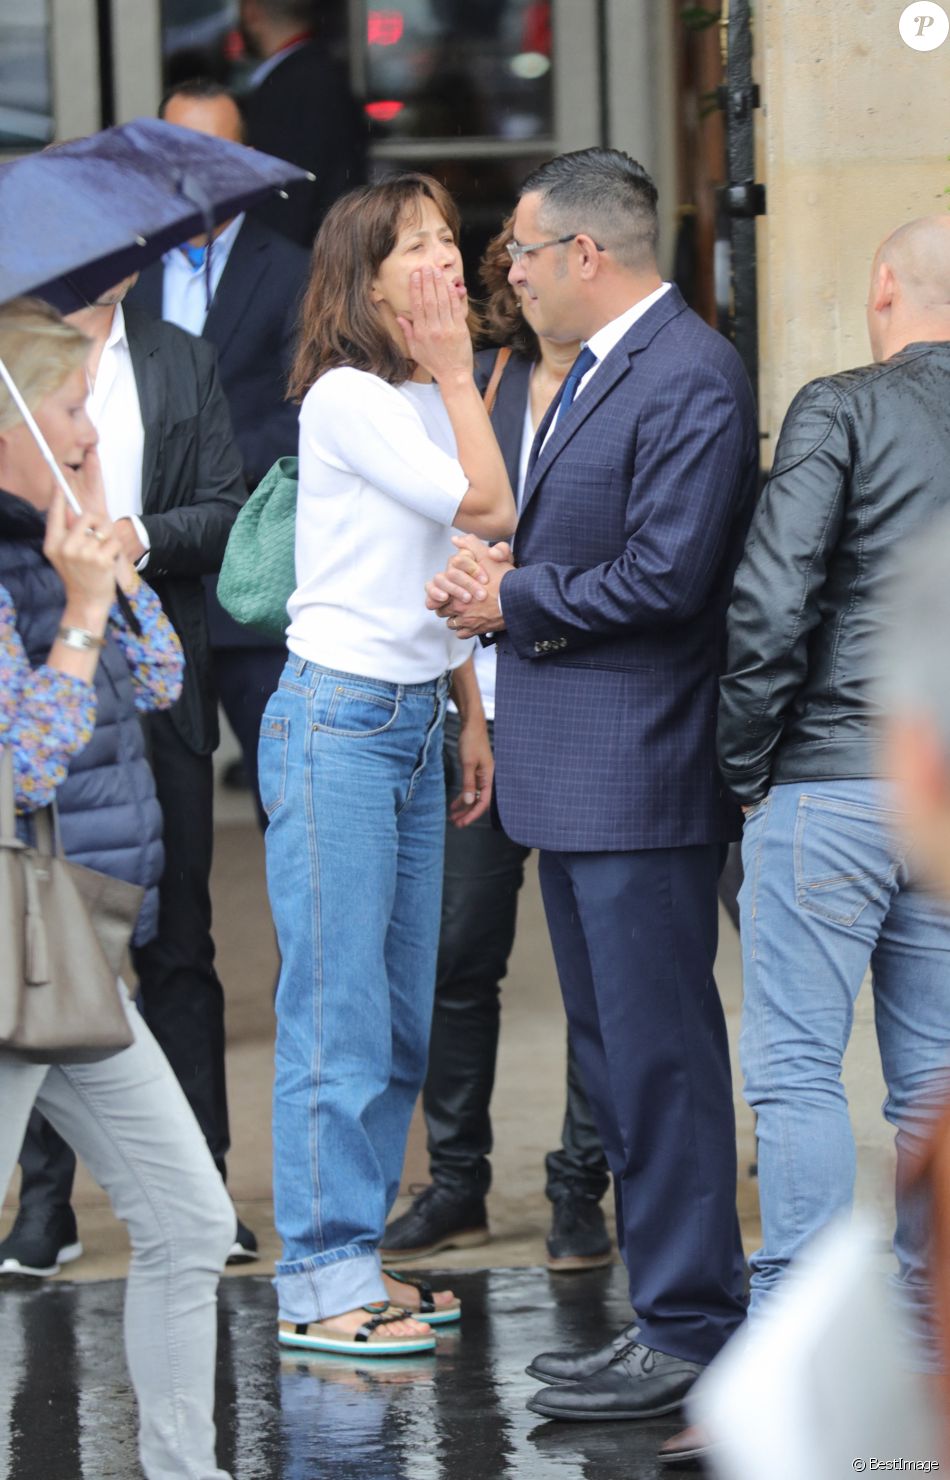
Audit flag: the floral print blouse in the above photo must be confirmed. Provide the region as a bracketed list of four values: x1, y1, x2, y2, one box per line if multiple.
[0, 580, 183, 814]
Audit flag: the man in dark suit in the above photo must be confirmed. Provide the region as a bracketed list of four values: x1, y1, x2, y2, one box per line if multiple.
[0, 276, 250, 1277]
[383, 343, 612, 1272]
[130, 80, 310, 821]
[239, 0, 367, 248]
[427, 149, 758, 1454]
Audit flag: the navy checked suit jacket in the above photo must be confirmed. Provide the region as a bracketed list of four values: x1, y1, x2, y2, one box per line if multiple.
[492, 286, 759, 852]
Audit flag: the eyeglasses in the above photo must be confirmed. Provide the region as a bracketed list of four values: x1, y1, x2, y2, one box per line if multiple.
[505, 233, 606, 265]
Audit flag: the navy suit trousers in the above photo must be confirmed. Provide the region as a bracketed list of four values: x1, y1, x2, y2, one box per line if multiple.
[538, 843, 746, 1364]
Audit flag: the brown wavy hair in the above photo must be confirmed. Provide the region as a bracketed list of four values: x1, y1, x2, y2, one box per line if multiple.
[478, 213, 538, 358]
[288, 174, 481, 399]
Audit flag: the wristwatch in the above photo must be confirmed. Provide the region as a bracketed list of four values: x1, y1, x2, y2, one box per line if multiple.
[57, 626, 106, 652]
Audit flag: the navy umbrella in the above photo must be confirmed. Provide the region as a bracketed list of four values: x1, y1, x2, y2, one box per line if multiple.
[0, 118, 312, 519]
[0, 117, 313, 312]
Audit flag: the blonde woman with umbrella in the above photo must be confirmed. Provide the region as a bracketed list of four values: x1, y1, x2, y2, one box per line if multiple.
[0, 296, 235, 1480]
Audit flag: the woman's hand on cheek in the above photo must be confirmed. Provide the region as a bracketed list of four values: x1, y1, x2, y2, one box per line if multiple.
[62, 449, 139, 593]
[43, 489, 119, 612]
[397, 267, 473, 384]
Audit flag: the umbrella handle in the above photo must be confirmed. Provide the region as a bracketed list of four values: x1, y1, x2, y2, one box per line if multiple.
[0, 355, 83, 516]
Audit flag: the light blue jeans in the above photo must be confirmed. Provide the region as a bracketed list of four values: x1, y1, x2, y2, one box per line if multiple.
[260, 656, 449, 1324]
[0, 988, 235, 1479]
[740, 780, 950, 1366]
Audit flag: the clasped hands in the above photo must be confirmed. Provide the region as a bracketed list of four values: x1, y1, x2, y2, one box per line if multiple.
[425, 533, 515, 638]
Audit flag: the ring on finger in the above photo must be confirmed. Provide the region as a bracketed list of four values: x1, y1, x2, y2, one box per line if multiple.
[84, 527, 106, 542]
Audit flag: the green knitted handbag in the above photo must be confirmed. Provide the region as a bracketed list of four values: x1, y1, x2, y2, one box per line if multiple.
[218, 456, 298, 640]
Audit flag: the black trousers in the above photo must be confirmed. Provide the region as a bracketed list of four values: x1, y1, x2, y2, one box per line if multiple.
[212, 645, 285, 832]
[540, 843, 746, 1364]
[133, 712, 229, 1174]
[18, 710, 230, 1212]
[424, 714, 609, 1203]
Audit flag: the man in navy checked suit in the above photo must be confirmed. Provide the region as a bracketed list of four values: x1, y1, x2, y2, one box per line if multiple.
[427, 149, 757, 1447]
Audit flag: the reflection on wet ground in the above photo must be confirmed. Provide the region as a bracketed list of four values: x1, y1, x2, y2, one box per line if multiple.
[0, 1267, 694, 1479]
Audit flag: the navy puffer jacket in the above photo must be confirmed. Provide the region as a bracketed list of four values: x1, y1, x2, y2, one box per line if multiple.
[0, 490, 164, 944]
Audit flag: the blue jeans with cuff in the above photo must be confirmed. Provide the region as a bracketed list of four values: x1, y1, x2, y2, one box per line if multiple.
[740, 779, 950, 1368]
[260, 656, 449, 1324]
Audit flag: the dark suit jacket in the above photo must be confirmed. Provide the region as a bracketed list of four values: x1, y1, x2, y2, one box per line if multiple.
[129, 218, 308, 648]
[125, 305, 246, 754]
[130, 217, 307, 490]
[491, 286, 759, 853]
[243, 41, 368, 248]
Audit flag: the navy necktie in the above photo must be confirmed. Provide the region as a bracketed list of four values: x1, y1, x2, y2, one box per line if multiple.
[555, 344, 597, 426]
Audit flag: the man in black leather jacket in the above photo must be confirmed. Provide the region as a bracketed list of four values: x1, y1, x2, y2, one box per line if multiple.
[717, 216, 950, 1369]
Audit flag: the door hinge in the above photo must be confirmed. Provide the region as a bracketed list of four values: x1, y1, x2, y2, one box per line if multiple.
[720, 180, 767, 218]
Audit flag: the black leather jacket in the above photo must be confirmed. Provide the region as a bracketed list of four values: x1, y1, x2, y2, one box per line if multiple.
[718, 341, 950, 806]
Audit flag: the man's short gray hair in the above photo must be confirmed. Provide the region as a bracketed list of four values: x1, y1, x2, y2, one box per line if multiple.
[881, 508, 950, 757]
[520, 148, 659, 272]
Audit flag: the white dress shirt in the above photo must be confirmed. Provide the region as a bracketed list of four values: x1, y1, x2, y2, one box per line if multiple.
[161, 212, 245, 338]
[541, 281, 672, 451]
[85, 302, 149, 566]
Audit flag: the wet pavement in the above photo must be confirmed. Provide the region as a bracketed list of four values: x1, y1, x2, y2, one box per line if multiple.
[0, 1266, 699, 1480]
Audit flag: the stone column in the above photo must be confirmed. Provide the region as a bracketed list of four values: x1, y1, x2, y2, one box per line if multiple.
[755, 1, 949, 448]
[605, 0, 680, 270]
[754, 2, 948, 1210]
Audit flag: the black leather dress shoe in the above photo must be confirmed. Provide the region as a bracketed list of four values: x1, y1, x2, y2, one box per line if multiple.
[526, 1342, 703, 1421]
[526, 1321, 639, 1384]
[381, 1183, 489, 1260]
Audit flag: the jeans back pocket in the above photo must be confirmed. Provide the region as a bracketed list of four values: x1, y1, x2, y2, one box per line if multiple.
[793, 793, 898, 927]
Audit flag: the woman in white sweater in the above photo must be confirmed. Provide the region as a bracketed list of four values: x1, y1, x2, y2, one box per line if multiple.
[261, 174, 516, 1357]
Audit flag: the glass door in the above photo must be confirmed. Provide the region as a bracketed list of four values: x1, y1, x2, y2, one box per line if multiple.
[70, 0, 604, 272]
[351, 0, 602, 277]
[1, 0, 101, 153]
[358, 0, 557, 149]
[0, 0, 55, 149]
